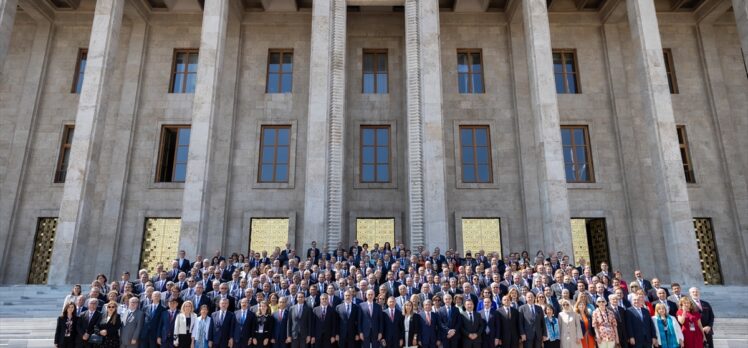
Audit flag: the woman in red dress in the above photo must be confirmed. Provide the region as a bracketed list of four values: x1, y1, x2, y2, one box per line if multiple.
[677, 297, 705, 348]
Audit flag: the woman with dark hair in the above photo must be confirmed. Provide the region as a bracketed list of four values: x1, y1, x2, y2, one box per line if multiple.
[99, 301, 122, 348]
[383, 242, 392, 252]
[544, 305, 561, 348]
[252, 301, 274, 348]
[96, 274, 109, 294]
[63, 284, 82, 309]
[55, 302, 78, 348]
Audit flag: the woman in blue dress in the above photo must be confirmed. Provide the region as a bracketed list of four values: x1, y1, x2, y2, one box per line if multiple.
[192, 304, 214, 348]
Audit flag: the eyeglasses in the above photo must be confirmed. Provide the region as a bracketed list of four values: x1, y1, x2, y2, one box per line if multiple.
[107, 306, 116, 309]
[562, 304, 569, 307]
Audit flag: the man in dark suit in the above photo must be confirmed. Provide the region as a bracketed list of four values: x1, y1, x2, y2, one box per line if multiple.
[234, 298, 255, 348]
[288, 292, 313, 348]
[140, 292, 164, 348]
[625, 294, 656, 348]
[646, 278, 669, 303]
[192, 282, 214, 314]
[177, 250, 191, 273]
[213, 283, 237, 312]
[462, 282, 479, 306]
[633, 270, 653, 294]
[77, 299, 102, 348]
[212, 298, 236, 348]
[358, 289, 383, 348]
[158, 298, 180, 348]
[307, 240, 321, 260]
[479, 298, 500, 348]
[272, 297, 290, 348]
[337, 290, 361, 348]
[438, 294, 462, 348]
[460, 299, 484, 348]
[654, 288, 678, 316]
[518, 292, 546, 348]
[381, 297, 403, 348]
[314, 294, 338, 348]
[498, 295, 521, 348]
[608, 295, 627, 348]
[418, 299, 441, 348]
[690, 287, 715, 348]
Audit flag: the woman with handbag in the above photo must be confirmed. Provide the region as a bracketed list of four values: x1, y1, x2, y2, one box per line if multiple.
[174, 301, 198, 347]
[401, 301, 419, 348]
[98, 301, 122, 348]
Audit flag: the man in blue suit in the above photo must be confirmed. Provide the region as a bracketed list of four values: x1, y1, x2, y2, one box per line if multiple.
[234, 298, 255, 348]
[381, 297, 403, 348]
[625, 294, 656, 348]
[212, 298, 236, 348]
[358, 289, 383, 348]
[438, 294, 462, 348]
[418, 299, 441, 348]
[272, 297, 290, 348]
[157, 298, 179, 348]
[479, 298, 500, 348]
[336, 290, 361, 348]
[140, 292, 164, 348]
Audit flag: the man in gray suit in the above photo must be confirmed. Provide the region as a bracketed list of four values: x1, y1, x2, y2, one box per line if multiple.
[121, 297, 144, 348]
[518, 292, 545, 348]
[288, 292, 312, 348]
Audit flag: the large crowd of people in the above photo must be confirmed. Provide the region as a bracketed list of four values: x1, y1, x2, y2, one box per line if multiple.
[54, 241, 715, 348]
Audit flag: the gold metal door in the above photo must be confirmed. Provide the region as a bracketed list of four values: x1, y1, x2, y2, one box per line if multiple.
[587, 219, 611, 275]
[249, 218, 289, 254]
[27, 218, 58, 284]
[461, 218, 502, 257]
[140, 218, 181, 275]
[356, 218, 395, 248]
[693, 218, 723, 285]
[571, 219, 591, 266]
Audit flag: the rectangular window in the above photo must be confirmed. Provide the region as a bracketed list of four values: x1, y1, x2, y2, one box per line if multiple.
[54, 125, 75, 183]
[258, 125, 291, 183]
[156, 125, 191, 183]
[459, 125, 493, 183]
[457, 49, 485, 94]
[663, 48, 679, 94]
[363, 49, 388, 94]
[71, 48, 88, 94]
[360, 126, 391, 183]
[266, 49, 293, 93]
[553, 49, 581, 94]
[169, 49, 199, 93]
[561, 125, 594, 183]
[677, 125, 695, 183]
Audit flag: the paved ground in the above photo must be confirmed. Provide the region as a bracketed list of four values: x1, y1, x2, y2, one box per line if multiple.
[1, 285, 746, 347]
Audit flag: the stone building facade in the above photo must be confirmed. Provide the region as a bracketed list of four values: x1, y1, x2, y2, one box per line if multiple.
[0, 0, 746, 285]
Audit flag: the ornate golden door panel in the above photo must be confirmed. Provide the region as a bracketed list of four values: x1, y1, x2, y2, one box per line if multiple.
[249, 218, 289, 254]
[27, 218, 58, 284]
[356, 218, 395, 248]
[571, 218, 611, 274]
[693, 218, 723, 285]
[571, 219, 591, 266]
[461, 218, 502, 257]
[140, 218, 181, 275]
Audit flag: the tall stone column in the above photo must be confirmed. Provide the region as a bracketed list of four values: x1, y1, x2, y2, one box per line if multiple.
[521, 0, 573, 255]
[403, 0, 448, 250]
[0, 0, 53, 283]
[178, 0, 229, 257]
[303, 0, 346, 250]
[0, 0, 18, 68]
[626, 0, 702, 285]
[733, 0, 748, 70]
[48, 0, 124, 285]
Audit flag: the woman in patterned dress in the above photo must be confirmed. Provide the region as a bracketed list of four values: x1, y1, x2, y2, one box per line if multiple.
[591, 297, 618, 348]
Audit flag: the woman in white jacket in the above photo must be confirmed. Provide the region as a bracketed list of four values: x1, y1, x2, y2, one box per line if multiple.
[174, 301, 198, 347]
[558, 299, 583, 348]
[652, 303, 684, 348]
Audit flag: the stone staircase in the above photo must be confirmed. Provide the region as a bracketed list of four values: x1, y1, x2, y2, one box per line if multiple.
[0, 284, 746, 347]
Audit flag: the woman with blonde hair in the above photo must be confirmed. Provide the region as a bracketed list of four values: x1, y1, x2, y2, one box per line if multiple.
[401, 300, 419, 348]
[677, 297, 704, 348]
[558, 299, 583, 348]
[98, 301, 122, 348]
[574, 297, 595, 348]
[653, 302, 683, 348]
[174, 300, 198, 347]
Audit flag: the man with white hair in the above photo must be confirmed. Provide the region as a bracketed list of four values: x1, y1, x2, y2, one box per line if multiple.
[689, 287, 715, 348]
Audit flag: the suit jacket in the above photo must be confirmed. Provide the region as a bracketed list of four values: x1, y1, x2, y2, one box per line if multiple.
[497, 306, 520, 348]
[633, 279, 653, 294]
[76, 310, 101, 342]
[478, 308, 500, 343]
[158, 309, 179, 347]
[460, 311, 484, 344]
[287, 303, 312, 340]
[693, 299, 715, 330]
[192, 293, 214, 313]
[358, 301, 383, 340]
[653, 299, 678, 317]
[314, 305, 339, 347]
[55, 316, 79, 346]
[178, 258, 191, 273]
[336, 302, 361, 342]
[381, 307, 403, 348]
[213, 294, 237, 312]
[418, 311, 440, 346]
[647, 287, 670, 303]
[121, 310, 144, 346]
[437, 305, 462, 342]
[212, 310, 236, 347]
[609, 306, 627, 348]
[140, 303, 164, 340]
[518, 304, 546, 341]
[272, 308, 290, 348]
[625, 306, 656, 347]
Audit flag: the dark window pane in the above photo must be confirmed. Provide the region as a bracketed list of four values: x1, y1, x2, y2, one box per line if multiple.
[79, 59, 87, 73]
[268, 53, 280, 72]
[377, 54, 387, 72]
[461, 129, 473, 146]
[362, 164, 375, 182]
[377, 74, 388, 93]
[476, 147, 489, 164]
[277, 128, 290, 145]
[555, 73, 565, 93]
[363, 54, 374, 73]
[178, 129, 190, 145]
[578, 165, 588, 181]
[282, 52, 293, 66]
[276, 165, 288, 182]
[565, 164, 575, 181]
[567, 74, 577, 93]
[462, 147, 474, 164]
[376, 128, 388, 145]
[175, 53, 186, 72]
[188, 54, 199, 72]
[261, 147, 275, 164]
[463, 166, 475, 182]
[277, 146, 289, 164]
[574, 128, 585, 145]
[458, 74, 469, 93]
[174, 163, 187, 182]
[263, 129, 276, 145]
[281, 74, 293, 93]
[575, 147, 587, 163]
[362, 147, 375, 163]
[472, 74, 484, 93]
[477, 164, 490, 182]
[173, 74, 184, 93]
[185, 73, 197, 93]
[553, 53, 563, 72]
[561, 129, 571, 145]
[475, 128, 487, 146]
[267, 74, 279, 93]
[76, 75, 85, 94]
[457, 54, 468, 73]
[376, 165, 389, 182]
[260, 164, 274, 182]
[562, 147, 573, 163]
[362, 129, 375, 146]
[363, 74, 375, 93]
[377, 147, 389, 163]
[565, 61, 575, 74]
[176, 147, 189, 163]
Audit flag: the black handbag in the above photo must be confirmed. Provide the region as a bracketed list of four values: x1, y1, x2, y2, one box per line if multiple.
[88, 325, 103, 345]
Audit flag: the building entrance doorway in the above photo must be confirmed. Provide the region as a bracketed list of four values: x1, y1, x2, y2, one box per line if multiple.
[570, 218, 611, 274]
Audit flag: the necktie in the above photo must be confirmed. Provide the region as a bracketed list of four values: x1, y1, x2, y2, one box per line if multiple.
[390, 309, 394, 321]
[220, 311, 224, 326]
[347, 303, 351, 317]
[241, 310, 246, 325]
[126, 311, 132, 323]
[637, 308, 643, 320]
[531, 305, 535, 316]
[170, 310, 174, 321]
[279, 309, 283, 321]
[369, 303, 373, 316]
[426, 311, 431, 325]
[468, 312, 473, 322]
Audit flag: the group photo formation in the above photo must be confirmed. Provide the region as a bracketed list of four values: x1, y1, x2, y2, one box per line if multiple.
[55, 243, 715, 348]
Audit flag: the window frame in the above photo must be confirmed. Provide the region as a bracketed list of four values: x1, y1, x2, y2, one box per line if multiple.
[53, 125, 75, 183]
[456, 48, 485, 94]
[458, 125, 494, 184]
[71, 48, 88, 94]
[265, 49, 294, 94]
[257, 125, 292, 183]
[663, 48, 679, 94]
[155, 125, 191, 183]
[359, 125, 392, 184]
[552, 49, 582, 94]
[561, 125, 595, 183]
[362, 49, 389, 94]
[676, 125, 696, 184]
[168, 48, 199, 94]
